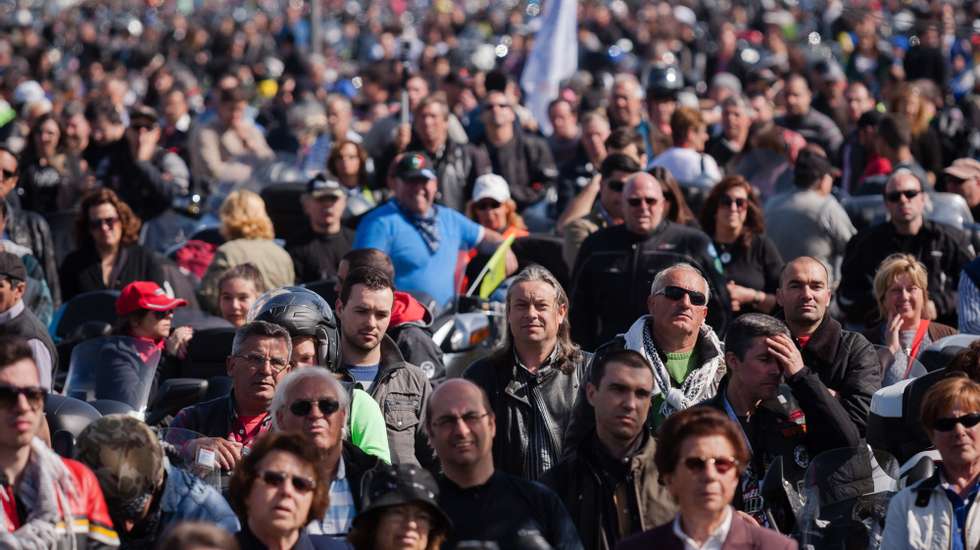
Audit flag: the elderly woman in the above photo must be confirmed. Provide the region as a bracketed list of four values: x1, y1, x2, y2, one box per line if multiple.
[348, 464, 452, 550]
[59, 188, 166, 301]
[617, 407, 796, 549]
[200, 190, 295, 313]
[699, 175, 783, 315]
[863, 253, 957, 362]
[882, 376, 980, 550]
[228, 432, 345, 550]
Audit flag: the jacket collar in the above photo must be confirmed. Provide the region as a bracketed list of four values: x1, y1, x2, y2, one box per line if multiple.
[793, 314, 842, 364]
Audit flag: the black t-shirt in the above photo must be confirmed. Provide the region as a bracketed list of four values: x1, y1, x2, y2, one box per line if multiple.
[437, 472, 584, 550]
[285, 228, 355, 284]
[714, 234, 784, 314]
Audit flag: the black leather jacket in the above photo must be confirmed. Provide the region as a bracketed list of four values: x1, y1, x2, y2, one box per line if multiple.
[5, 201, 60, 307]
[463, 346, 591, 480]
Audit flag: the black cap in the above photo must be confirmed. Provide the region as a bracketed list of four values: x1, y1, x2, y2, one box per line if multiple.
[306, 173, 345, 199]
[794, 150, 838, 188]
[395, 152, 437, 181]
[0, 252, 27, 282]
[353, 464, 451, 532]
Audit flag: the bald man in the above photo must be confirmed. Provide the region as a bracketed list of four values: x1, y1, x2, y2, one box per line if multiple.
[427, 379, 583, 549]
[570, 171, 730, 349]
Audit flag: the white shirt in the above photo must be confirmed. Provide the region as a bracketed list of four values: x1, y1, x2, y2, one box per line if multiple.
[649, 147, 722, 187]
[672, 506, 733, 550]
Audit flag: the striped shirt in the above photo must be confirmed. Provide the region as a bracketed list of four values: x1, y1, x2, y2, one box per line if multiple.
[306, 458, 356, 537]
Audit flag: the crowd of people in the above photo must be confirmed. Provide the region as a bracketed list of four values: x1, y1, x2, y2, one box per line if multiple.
[2, 0, 980, 548]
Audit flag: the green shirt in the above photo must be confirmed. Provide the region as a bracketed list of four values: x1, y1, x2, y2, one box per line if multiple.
[348, 388, 391, 463]
[665, 350, 697, 384]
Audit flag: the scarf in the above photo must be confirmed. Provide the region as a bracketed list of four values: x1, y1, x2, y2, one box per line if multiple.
[399, 203, 441, 253]
[0, 438, 78, 550]
[622, 315, 726, 419]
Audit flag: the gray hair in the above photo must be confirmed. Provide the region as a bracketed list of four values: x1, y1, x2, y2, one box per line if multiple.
[885, 168, 920, 190]
[721, 94, 754, 117]
[231, 320, 293, 364]
[724, 313, 790, 360]
[613, 73, 644, 100]
[650, 263, 710, 301]
[270, 367, 350, 431]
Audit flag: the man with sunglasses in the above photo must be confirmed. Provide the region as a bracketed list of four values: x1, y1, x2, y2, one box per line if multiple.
[702, 313, 861, 523]
[570, 172, 730, 350]
[0, 252, 55, 389]
[0, 335, 119, 548]
[171, 320, 292, 472]
[271, 367, 381, 538]
[840, 170, 974, 326]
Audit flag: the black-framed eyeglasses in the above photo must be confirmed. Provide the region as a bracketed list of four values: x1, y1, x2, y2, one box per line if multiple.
[657, 285, 708, 306]
[682, 456, 739, 474]
[606, 179, 625, 193]
[933, 413, 980, 432]
[235, 352, 290, 373]
[289, 398, 341, 417]
[720, 196, 748, 210]
[626, 197, 659, 207]
[257, 470, 316, 494]
[0, 167, 17, 180]
[431, 411, 490, 430]
[475, 200, 502, 211]
[0, 384, 47, 410]
[884, 189, 921, 203]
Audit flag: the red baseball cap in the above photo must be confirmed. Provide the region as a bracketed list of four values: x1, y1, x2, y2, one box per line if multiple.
[116, 281, 188, 317]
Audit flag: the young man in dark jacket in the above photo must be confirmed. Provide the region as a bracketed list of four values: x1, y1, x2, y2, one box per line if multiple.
[543, 349, 675, 550]
[702, 313, 861, 523]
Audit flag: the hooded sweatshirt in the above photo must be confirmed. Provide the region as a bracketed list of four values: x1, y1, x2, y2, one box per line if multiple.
[388, 291, 445, 380]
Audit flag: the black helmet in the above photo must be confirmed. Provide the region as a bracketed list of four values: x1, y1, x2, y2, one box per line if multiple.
[248, 287, 341, 370]
[645, 63, 684, 100]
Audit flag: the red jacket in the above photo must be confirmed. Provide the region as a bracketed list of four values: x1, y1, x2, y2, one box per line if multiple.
[2, 458, 119, 549]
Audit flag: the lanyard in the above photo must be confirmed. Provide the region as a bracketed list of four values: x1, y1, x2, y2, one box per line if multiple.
[903, 319, 931, 378]
[722, 395, 752, 454]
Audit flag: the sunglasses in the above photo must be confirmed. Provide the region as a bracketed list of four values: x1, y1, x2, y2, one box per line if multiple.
[932, 413, 980, 432]
[720, 196, 748, 209]
[884, 189, 921, 203]
[658, 285, 708, 306]
[88, 217, 119, 230]
[149, 309, 175, 319]
[606, 179, 625, 193]
[683, 456, 740, 474]
[257, 470, 316, 494]
[0, 384, 47, 409]
[289, 398, 341, 417]
[475, 200, 502, 211]
[627, 197, 660, 208]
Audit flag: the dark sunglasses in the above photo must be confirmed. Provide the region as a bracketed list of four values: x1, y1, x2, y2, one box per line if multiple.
[149, 309, 175, 319]
[289, 398, 341, 417]
[933, 413, 980, 432]
[884, 189, 921, 203]
[627, 197, 659, 207]
[88, 217, 119, 230]
[683, 456, 739, 474]
[258, 470, 316, 494]
[475, 200, 502, 211]
[0, 384, 47, 409]
[720, 196, 748, 209]
[606, 179, 625, 193]
[658, 285, 708, 306]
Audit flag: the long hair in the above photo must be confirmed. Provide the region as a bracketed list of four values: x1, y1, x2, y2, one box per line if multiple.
[21, 112, 63, 165]
[649, 166, 698, 225]
[699, 175, 764, 247]
[75, 187, 143, 248]
[890, 82, 931, 137]
[219, 189, 275, 240]
[326, 139, 370, 185]
[464, 199, 527, 232]
[489, 265, 582, 374]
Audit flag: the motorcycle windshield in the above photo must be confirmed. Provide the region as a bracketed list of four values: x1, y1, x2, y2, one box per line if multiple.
[63, 336, 161, 413]
[157, 427, 222, 492]
[875, 344, 928, 387]
[799, 446, 899, 550]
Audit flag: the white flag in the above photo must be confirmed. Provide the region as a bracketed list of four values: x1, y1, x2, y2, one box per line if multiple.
[520, 0, 578, 136]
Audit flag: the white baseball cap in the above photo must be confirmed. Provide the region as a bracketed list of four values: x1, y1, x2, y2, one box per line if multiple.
[472, 174, 511, 203]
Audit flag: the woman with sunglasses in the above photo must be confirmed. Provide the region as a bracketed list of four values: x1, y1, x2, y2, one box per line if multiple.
[461, 174, 528, 290]
[883, 376, 980, 550]
[699, 176, 783, 316]
[59, 187, 166, 301]
[617, 407, 796, 550]
[228, 431, 345, 550]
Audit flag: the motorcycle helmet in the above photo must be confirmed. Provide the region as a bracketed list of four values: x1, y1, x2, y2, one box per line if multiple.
[248, 286, 341, 370]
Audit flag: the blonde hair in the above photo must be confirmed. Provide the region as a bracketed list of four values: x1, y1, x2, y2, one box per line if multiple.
[464, 199, 527, 232]
[219, 189, 275, 240]
[873, 253, 929, 320]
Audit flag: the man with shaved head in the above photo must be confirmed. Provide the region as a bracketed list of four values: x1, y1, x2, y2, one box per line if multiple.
[776, 256, 881, 435]
[428, 379, 583, 549]
[570, 171, 730, 350]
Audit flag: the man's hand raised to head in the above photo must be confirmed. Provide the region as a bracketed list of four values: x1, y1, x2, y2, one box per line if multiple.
[766, 333, 805, 377]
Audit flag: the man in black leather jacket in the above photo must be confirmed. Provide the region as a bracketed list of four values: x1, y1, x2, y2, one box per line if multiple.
[570, 171, 730, 350]
[464, 265, 590, 480]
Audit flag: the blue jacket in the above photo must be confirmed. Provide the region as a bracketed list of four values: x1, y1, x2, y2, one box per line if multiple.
[161, 463, 240, 533]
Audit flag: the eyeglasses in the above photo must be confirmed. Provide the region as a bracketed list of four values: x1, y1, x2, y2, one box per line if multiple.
[720, 196, 748, 210]
[682, 456, 739, 474]
[932, 413, 980, 432]
[626, 197, 660, 208]
[88, 217, 119, 230]
[657, 285, 708, 306]
[475, 200, 502, 211]
[431, 411, 490, 430]
[235, 352, 290, 373]
[384, 506, 433, 528]
[0, 168, 17, 180]
[606, 179, 625, 193]
[289, 398, 341, 417]
[149, 309, 175, 319]
[257, 470, 316, 494]
[884, 189, 921, 203]
[0, 384, 47, 409]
